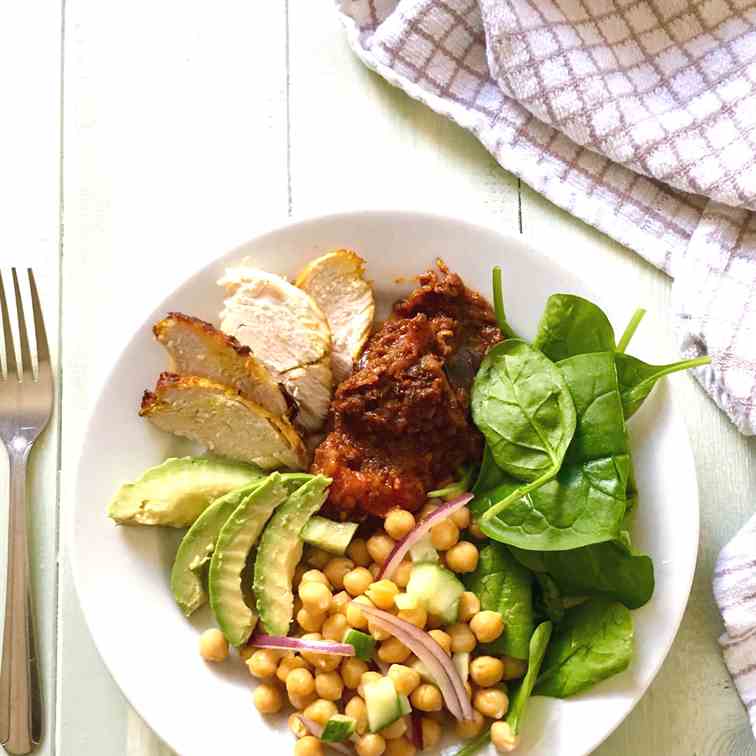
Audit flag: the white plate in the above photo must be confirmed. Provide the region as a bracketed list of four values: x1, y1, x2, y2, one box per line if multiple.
[72, 211, 699, 756]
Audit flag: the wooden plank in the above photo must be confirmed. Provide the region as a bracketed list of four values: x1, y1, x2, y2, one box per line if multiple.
[58, 1, 289, 753]
[0, 3, 62, 755]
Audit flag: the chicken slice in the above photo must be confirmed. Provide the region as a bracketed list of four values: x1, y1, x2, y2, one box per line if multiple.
[295, 249, 375, 383]
[218, 263, 332, 432]
[153, 312, 289, 417]
[140, 373, 308, 471]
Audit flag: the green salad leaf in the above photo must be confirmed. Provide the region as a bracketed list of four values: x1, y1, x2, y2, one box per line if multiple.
[506, 621, 553, 735]
[534, 598, 633, 698]
[534, 573, 565, 624]
[616, 308, 646, 353]
[464, 542, 534, 660]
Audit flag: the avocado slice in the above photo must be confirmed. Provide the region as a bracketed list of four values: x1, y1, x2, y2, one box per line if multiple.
[107, 456, 264, 527]
[208, 473, 288, 645]
[254, 475, 331, 635]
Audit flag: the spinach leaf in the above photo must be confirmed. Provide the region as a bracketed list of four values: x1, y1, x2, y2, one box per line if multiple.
[534, 573, 565, 624]
[506, 621, 553, 735]
[453, 729, 491, 756]
[427, 464, 475, 500]
[615, 353, 712, 419]
[492, 266, 517, 340]
[509, 545, 547, 573]
[543, 540, 654, 609]
[534, 598, 633, 698]
[533, 294, 616, 362]
[471, 340, 577, 520]
[464, 542, 534, 660]
[616, 308, 646, 353]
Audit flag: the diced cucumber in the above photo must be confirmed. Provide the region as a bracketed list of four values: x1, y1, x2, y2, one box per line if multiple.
[343, 628, 376, 661]
[453, 651, 470, 682]
[410, 658, 436, 685]
[406, 562, 464, 624]
[398, 695, 412, 716]
[321, 715, 356, 742]
[301, 516, 359, 555]
[394, 593, 419, 611]
[409, 534, 439, 564]
[364, 677, 403, 733]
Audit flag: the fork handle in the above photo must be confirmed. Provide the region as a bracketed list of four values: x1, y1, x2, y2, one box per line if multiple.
[0, 449, 42, 755]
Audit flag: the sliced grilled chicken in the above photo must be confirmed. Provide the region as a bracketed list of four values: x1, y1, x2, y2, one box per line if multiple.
[295, 249, 375, 382]
[153, 312, 289, 417]
[140, 373, 308, 470]
[218, 263, 332, 432]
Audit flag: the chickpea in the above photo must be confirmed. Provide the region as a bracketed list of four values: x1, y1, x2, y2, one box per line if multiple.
[369, 563, 382, 579]
[451, 506, 471, 529]
[455, 709, 485, 739]
[348, 538, 372, 567]
[421, 717, 442, 749]
[358, 671, 383, 699]
[428, 630, 452, 656]
[297, 607, 326, 633]
[430, 519, 459, 551]
[330, 590, 351, 616]
[501, 656, 528, 680]
[295, 735, 324, 756]
[491, 721, 519, 753]
[322, 613, 349, 642]
[289, 712, 308, 738]
[380, 717, 407, 740]
[300, 633, 341, 672]
[198, 628, 229, 662]
[368, 616, 392, 641]
[366, 579, 399, 610]
[378, 637, 412, 664]
[346, 595, 374, 630]
[418, 502, 439, 520]
[426, 614, 444, 630]
[367, 532, 396, 566]
[385, 737, 416, 756]
[247, 648, 281, 678]
[289, 690, 317, 711]
[342, 657, 369, 689]
[300, 581, 332, 613]
[253, 682, 284, 714]
[458, 592, 481, 623]
[470, 656, 504, 687]
[303, 698, 338, 727]
[470, 611, 504, 643]
[293, 563, 308, 589]
[411, 683, 443, 712]
[301, 569, 331, 588]
[474, 688, 509, 719]
[388, 664, 421, 696]
[344, 567, 374, 597]
[323, 557, 354, 589]
[313, 670, 343, 701]
[277, 653, 310, 683]
[394, 560, 413, 589]
[385, 509, 416, 540]
[397, 605, 427, 629]
[346, 695, 369, 735]
[307, 547, 332, 569]
[286, 667, 316, 698]
[447, 623, 476, 653]
[238, 644, 255, 662]
[356, 733, 386, 756]
[468, 519, 486, 540]
[445, 542, 479, 574]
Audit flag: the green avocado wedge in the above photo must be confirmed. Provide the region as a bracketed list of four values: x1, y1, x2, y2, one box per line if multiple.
[208, 473, 288, 646]
[107, 456, 265, 527]
[171, 481, 265, 617]
[254, 475, 332, 636]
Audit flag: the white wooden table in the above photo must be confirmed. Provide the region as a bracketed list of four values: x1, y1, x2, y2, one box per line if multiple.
[3, 1, 756, 754]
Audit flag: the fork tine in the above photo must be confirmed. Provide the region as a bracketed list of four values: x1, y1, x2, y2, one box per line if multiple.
[0, 272, 17, 379]
[27, 269, 50, 372]
[11, 268, 33, 377]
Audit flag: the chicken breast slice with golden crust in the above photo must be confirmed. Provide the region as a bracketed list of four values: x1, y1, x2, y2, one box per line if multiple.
[140, 373, 308, 470]
[153, 312, 289, 417]
[218, 263, 332, 432]
[295, 249, 375, 383]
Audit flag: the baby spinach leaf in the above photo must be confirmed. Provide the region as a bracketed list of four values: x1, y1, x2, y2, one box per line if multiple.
[453, 729, 491, 756]
[509, 545, 547, 573]
[492, 266, 517, 340]
[471, 340, 577, 520]
[534, 573, 565, 624]
[464, 542, 534, 660]
[506, 621, 553, 736]
[616, 308, 646, 353]
[427, 464, 475, 500]
[615, 353, 712, 419]
[534, 598, 633, 698]
[543, 540, 654, 609]
[533, 294, 616, 362]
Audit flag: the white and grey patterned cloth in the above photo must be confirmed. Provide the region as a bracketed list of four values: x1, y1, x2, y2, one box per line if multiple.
[336, 0, 756, 732]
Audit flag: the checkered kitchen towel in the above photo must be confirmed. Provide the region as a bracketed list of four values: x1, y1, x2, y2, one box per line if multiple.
[336, 0, 756, 731]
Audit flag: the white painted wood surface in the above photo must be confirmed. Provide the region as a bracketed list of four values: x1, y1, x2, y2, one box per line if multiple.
[0, 0, 754, 753]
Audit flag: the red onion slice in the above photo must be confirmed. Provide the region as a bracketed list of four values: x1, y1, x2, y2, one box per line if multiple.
[378, 493, 473, 580]
[296, 716, 353, 755]
[354, 603, 473, 721]
[251, 634, 354, 656]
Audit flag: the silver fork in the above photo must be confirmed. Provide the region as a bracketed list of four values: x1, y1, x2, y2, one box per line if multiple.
[0, 270, 52, 755]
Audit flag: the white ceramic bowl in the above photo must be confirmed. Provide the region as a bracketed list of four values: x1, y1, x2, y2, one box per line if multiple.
[72, 211, 699, 756]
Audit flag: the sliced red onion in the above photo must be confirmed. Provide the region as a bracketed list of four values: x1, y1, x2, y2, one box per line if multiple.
[374, 658, 389, 675]
[378, 493, 473, 580]
[410, 710, 423, 750]
[251, 634, 354, 656]
[354, 603, 473, 721]
[296, 716, 352, 755]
